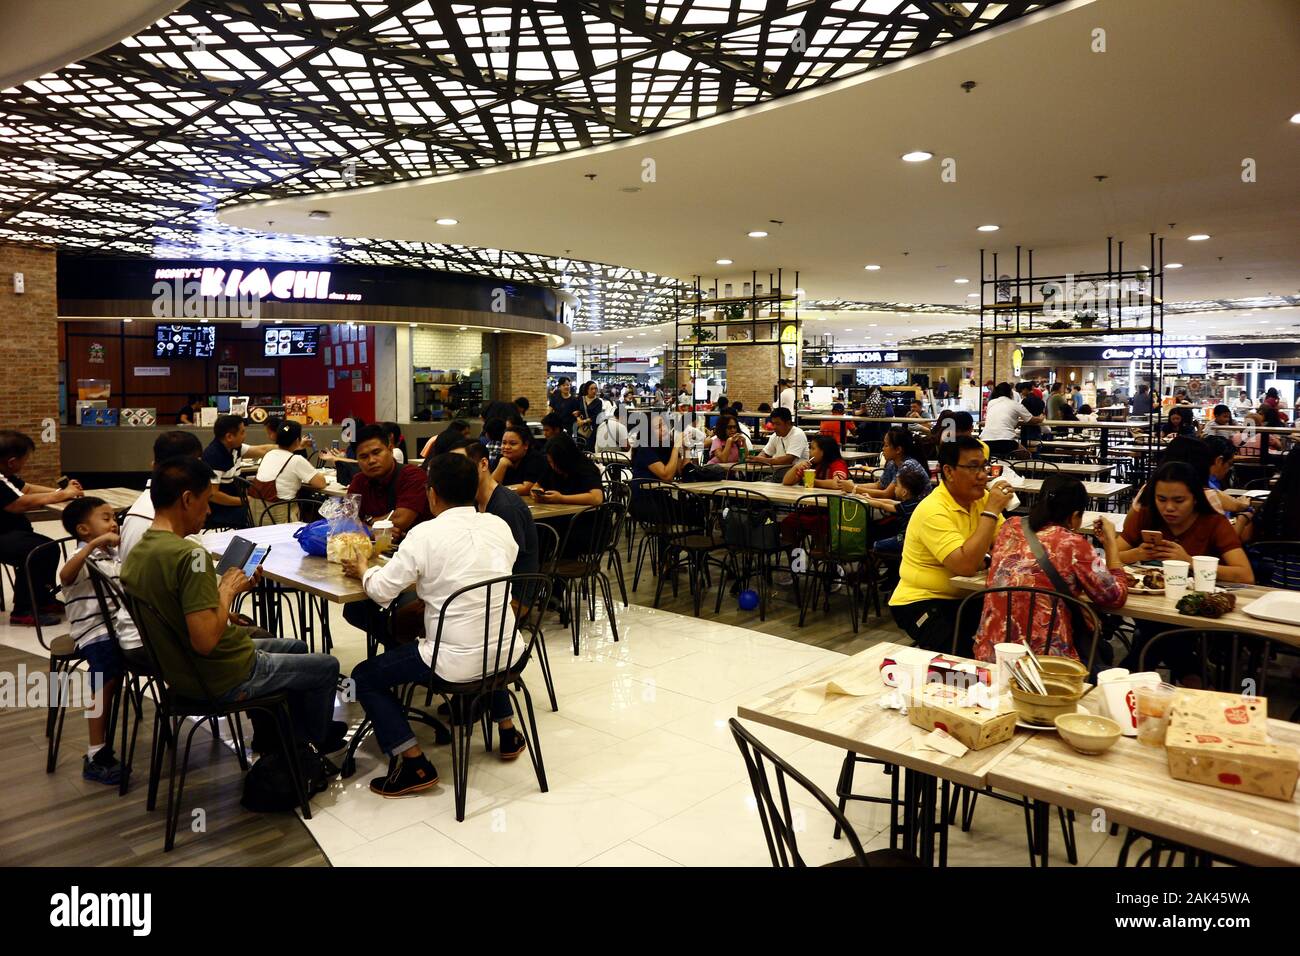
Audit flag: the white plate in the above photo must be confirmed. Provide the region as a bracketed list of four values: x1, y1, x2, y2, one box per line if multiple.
[1016, 704, 1081, 730]
[1241, 590, 1300, 626]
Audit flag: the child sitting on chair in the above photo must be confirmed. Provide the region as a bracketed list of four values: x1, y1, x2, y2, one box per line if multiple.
[859, 466, 931, 556]
[59, 497, 126, 786]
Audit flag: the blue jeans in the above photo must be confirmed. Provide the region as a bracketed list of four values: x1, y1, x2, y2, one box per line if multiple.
[351, 642, 512, 757]
[219, 638, 339, 748]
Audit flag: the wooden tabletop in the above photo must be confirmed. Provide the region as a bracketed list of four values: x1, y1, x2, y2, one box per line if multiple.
[202, 523, 371, 604]
[1017, 478, 1130, 498]
[737, 642, 1031, 790]
[951, 574, 1300, 647]
[679, 479, 856, 506]
[44, 487, 141, 513]
[528, 501, 589, 520]
[986, 723, 1300, 866]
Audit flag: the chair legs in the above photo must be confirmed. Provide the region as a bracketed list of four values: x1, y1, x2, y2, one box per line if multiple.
[445, 683, 549, 824]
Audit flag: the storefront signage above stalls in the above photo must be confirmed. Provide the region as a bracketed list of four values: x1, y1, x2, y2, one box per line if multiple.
[1100, 346, 1206, 360]
[1026, 343, 1300, 363]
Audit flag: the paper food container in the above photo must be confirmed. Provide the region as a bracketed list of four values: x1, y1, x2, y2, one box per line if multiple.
[1164, 690, 1299, 801]
[1165, 729, 1299, 802]
[906, 683, 1017, 751]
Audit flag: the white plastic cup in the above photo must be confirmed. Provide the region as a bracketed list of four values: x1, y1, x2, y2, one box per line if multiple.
[993, 642, 1029, 694]
[1100, 672, 1162, 735]
[1192, 555, 1220, 592]
[1163, 559, 1190, 604]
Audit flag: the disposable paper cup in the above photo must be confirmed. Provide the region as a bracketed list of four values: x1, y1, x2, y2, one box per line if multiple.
[1096, 667, 1130, 685]
[1100, 672, 1162, 735]
[993, 643, 1029, 694]
[1192, 555, 1220, 592]
[1163, 559, 1190, 604]
[1134, 683, 1178, 746]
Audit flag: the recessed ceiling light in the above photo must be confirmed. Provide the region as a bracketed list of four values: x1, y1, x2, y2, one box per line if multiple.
[864, 264, 881, 271]
[458, 326, 467, 330]
[1187, 234, 1211, 241]
[435, 217, 458, 226]
[1291, 113, 1300, 124]
[816, 317, 826, 321]
[409, 323, 418, 328]
[715, 258, 733, 265]
[901, 150, 933, 162]
[967, 293, 979, 298]
[977, 224, 999, 232]
[308, 209, 330, 221]
[869, 323, 878, 327]
[954, 278, 970, 284]
[1166, 263, 1183, 269]
[843, 328, 854, 332]
[747, 230, 768, 238]
[122, 317, 133, 324]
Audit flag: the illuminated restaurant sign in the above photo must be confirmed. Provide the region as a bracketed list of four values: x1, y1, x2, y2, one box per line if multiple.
[1101, 346, 1206, 360]
[829, 350, 900, 363]
[151, 266, 354, 302]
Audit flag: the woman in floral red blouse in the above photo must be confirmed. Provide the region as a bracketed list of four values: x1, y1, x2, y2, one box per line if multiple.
[973, 475, 1129, 663]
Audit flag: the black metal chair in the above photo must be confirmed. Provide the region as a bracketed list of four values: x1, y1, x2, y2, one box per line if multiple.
[531, 523, 561, 711]
[345, 574, 553, 822]
[1016, 459, 1061, 478]
[84, 559, 161, 798]
[712, 487, 794, 622]
[597, 479, 632, 605]
[730, 718, 920, 868]
[792, 493, 878, 632]
[628, 478, 680, 593]
[119, 591, 311, 852]
[943, 586, 1101, 865]
[256, 497, 324, 526]
[651, 489, 724, 617]
[1248, 541, 1300, 591]
[1242, 477, 1275, 491]
[23, 537, 84, 773]
[727, 461, 777, 483]
[550, 503, 623, 653]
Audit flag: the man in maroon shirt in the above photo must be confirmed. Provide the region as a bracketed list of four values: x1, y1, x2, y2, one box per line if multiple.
[346, 424, 432, 535]
[342, 425, 430, 643]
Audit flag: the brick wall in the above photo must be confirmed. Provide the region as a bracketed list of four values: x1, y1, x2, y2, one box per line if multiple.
[725, 322, 780, 410]
[412, 326, 484, 371]
[494, 332, 547, 413]
[0, 243, 60, 484]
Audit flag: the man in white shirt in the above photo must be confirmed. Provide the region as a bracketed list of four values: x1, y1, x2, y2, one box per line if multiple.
[344, 453, 521, 798]
[777, 379, 796, 415]
[750, 407, 809, 469]
[594, 405, 630, 451]
[116, 430, 211, 659]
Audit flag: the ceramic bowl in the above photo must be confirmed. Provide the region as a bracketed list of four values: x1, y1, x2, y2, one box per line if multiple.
[1009, 679, 1085, 726]
[1055, 712, 1122, 754]
[1035, 656, 1089, 692]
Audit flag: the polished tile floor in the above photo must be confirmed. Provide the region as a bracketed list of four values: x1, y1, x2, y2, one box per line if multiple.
[1, 518, 1126, 867]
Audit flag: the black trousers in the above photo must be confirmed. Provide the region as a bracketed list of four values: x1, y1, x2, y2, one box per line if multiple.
[889, 597, 975, 657]
[985, 439, 1020, 461]
[0, 528, 57, 614]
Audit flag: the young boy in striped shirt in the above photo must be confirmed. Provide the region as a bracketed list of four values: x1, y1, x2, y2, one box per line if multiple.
[59, 497, 126, 785]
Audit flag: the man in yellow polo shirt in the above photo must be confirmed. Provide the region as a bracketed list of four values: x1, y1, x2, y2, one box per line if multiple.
[889, 435, 1014, 654]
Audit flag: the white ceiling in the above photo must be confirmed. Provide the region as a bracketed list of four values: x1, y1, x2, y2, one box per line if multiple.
[0, 0, 182, 90]
[224, 0, 1300, 343]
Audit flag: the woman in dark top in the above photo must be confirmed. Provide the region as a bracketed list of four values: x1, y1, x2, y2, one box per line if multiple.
[535, 433, 603, 506]
[1160, 406, 1196, 440]
[493, 422, 549, 494]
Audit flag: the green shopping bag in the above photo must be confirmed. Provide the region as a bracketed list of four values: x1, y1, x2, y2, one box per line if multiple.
[828, 496, 869, 557]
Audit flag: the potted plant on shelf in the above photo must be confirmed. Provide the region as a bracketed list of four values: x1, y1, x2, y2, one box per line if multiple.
[1074, 310, 1098, 329]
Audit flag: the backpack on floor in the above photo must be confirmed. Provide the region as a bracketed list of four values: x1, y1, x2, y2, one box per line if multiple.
[241, 745, 334, 812]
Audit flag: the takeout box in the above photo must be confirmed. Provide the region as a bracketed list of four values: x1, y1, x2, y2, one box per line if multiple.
[906, 683, 1017, 751]
[880, 652, 994, 689]
[1164, 690, 1299, 801]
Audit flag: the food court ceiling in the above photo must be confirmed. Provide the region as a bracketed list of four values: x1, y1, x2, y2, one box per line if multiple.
[0, 0, 1061, 330]
[224, 0, 1300, 344]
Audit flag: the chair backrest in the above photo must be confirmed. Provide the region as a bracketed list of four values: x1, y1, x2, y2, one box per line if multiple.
[426, 572, 553, 695]
[729, 717, 868, 867]
[717, 488, 781, 553]
[626, 478, 680, 530]
[258, 498, 323, 526]
[1243, 477, 1274, 491]
[230, 476, 255, 527]
[1139, 628, 1283, 704]
[558, 502, 623, 571]
[728, 461, 776, 483]
[534, 522, 561, 575]
[23, 536, 73, 652]
[1017, 459, 1060, 477]
[118, 590, 221, 706]
[83, 557, 123, 645]
[1247, 541, 1300, 591]
[955, 584, 1103, 673]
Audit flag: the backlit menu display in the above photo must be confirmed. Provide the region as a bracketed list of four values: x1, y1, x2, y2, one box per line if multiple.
[154, 324, 216, 358]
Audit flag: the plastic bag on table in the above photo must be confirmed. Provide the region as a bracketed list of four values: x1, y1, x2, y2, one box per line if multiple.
[322, 493, 373, 564]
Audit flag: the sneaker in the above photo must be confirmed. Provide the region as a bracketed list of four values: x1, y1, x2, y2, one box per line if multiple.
[82, 751, 124, 786]
[10, 612, 60, 628]
[369, 753, 439, 797]
[497, 726, 527, 761]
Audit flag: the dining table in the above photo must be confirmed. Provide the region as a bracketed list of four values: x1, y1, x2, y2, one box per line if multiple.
[41, 486, 141, 514]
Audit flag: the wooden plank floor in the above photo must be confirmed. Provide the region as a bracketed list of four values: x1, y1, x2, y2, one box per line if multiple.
[0, 644, 327, 867]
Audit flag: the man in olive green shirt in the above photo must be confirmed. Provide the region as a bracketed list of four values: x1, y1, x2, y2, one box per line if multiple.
[121, 456, 342, 752]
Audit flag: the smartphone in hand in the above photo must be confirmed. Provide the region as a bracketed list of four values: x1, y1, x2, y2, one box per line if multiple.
[1140, 530, 1164, 546]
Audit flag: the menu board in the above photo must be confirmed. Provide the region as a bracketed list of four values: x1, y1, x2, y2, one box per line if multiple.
[155, 324, 216, 358]
[263, 326, 319, 357]
[855, 368, 909, 386]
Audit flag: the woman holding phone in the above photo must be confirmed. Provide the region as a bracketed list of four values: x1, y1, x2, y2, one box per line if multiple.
[1117, 461, 1254, 583]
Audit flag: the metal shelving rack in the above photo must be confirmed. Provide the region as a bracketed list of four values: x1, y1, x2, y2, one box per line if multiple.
[671, 268, 800, 397]
[977, 235, 1167, 475]
[577, 344, 618, 384]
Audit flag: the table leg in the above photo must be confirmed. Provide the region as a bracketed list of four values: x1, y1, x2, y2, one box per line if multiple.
[1033, 799, 1050, 867]
[918, 774, 936, 865]
[939, 780, 950, 868]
